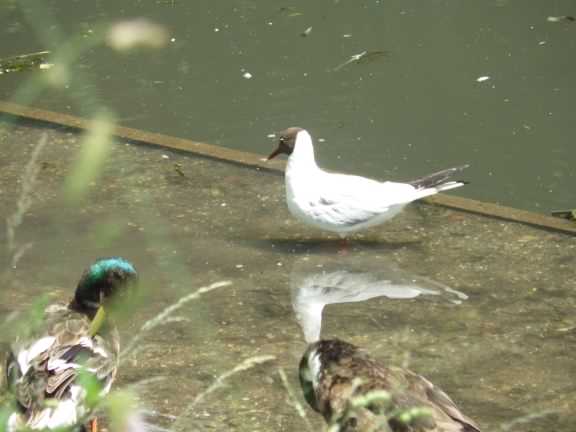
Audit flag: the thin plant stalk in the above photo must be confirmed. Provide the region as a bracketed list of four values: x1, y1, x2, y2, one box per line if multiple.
[277, 367, 314, 432]
[499, 409, 557, 431]
[174, 355, 276, 432]
[121, 280, 231, 360]
[5, 133, 47, 269]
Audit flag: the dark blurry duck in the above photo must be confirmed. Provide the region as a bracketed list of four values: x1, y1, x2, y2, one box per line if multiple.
[299, 339, 481, 432]
[4, 257, 138, 432]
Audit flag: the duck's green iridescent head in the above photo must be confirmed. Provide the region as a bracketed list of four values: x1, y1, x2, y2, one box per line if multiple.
[72, 257, 138, 315]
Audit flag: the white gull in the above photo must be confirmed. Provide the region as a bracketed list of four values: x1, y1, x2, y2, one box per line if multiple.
[268, 127, 468, 235]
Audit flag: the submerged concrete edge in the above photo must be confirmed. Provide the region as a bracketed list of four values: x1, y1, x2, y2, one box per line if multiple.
[423, 194, 576, 235]
[0, 101, 284, 174]
[1, 100, 574, 236]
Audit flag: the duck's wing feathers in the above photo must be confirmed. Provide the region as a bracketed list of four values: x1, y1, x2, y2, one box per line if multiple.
[412, 372, 481, 432]
[8, 304, 119, 429]
[319, 352, 480, 432]
[387, 367, 481, 432]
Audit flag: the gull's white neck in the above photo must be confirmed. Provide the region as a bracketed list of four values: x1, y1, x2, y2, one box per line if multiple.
[287, 130, 318, 173]
[294, 300, 325, 343]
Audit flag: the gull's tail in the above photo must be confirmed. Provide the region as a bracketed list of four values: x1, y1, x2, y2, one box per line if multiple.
[409, 164, 470, 193]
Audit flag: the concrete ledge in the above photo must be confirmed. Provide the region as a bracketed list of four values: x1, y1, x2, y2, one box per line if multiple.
[0, 101, 284, 174]
[0, 100, 574, 236]
[424, 194, 576, 235]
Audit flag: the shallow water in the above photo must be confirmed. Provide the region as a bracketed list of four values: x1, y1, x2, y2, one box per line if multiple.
[0, 122, 575, 431]
[1, 0, 576, 212]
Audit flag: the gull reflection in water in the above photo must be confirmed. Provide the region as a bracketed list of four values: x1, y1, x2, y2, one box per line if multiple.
[290, 256, 468, 343]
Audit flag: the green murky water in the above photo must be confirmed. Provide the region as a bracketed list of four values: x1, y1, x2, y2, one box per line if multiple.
[1, 0, 576, 212]
[0, 122, 574, 431]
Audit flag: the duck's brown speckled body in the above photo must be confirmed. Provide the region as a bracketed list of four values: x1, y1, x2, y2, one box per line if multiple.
[299, 339, 481, 432]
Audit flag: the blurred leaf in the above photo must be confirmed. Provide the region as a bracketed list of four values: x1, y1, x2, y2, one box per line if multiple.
[105, 390, 137, 432]
[396, 407, 434, 427]
[0, 401, 15, 432]
[64, 112, 116, 202]
[89, 220, 126, 247]
[77, 368, 103, 409]
[350, 390, 391, 409]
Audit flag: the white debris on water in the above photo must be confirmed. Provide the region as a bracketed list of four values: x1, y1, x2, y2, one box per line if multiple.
[547, 15, 575, 22]
[106, 18, 169, 51]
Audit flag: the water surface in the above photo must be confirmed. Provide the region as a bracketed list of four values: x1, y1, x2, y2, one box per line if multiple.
[1, 122, 574, 431]
[1, 0, 575, 211]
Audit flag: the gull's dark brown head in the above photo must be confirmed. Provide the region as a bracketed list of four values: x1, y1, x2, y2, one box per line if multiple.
[267, 127, 304, 160]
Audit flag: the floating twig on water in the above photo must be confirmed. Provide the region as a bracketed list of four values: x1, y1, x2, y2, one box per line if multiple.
[0, 51, 53, 75]
[551, 209, 576, 221]
[332, 50, 388, 71]
[547, 15, 575, 23]
[300, 26, 313, 37]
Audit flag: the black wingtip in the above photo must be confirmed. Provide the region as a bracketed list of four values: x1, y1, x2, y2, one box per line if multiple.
[409, 164, 470, 190]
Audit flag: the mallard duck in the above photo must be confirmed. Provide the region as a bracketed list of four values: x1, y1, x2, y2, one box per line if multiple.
[299, 339, 481, 432]
[4, 257, 138, 432]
